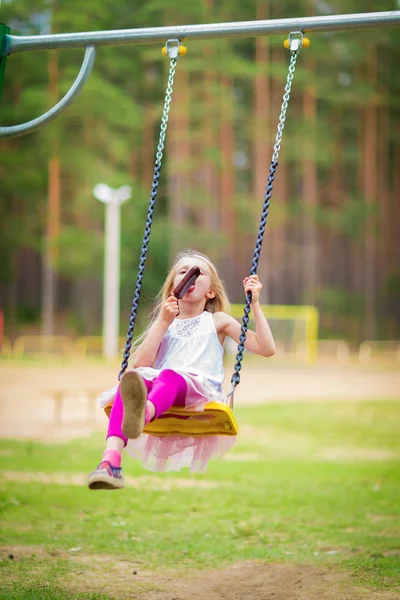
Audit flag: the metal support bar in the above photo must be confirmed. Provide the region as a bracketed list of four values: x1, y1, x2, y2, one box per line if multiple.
[2, 11, 400, 56]
[0, 46, 95, 138]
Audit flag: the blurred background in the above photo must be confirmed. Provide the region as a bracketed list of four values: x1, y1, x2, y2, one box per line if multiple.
[1, 0, 400, 364]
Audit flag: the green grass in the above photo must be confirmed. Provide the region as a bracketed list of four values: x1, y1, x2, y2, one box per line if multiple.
[0, 399, 399, 599]
[0, 583, 111, 600]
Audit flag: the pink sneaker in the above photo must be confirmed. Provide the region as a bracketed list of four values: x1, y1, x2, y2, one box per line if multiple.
[87, 461, 124, 490]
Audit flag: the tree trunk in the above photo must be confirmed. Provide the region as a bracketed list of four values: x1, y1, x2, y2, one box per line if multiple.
[392, 122, 400, 276]
[216, 3, 236, 295]
[302, 58, 318, 306]
[389, 120, 400, 335]
[271, 46, 288, 305]
[168, 61, 190, 260]
[142, 101, 155, 187]
[253, 1, 270, 304]
[202, 70, 218, 234]
[377, 105, 390, 335]
[363, 46, 377, 340]
[202, 0, 219, 238]
[329, 111, 344, 333]
[219, 73, 235, 295]
[41, 48, 60, 336]
[354, 85, 364, 307]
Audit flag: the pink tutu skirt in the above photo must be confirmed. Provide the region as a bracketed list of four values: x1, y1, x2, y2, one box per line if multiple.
[125, 429, 236, 474]
[97, 367, 236, 474]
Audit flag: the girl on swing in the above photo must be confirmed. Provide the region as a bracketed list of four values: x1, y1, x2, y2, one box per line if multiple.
[88, 249, 275, 489]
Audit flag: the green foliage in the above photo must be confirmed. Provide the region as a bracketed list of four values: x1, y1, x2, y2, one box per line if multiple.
[56, 226, 103, 277]
[317, 287, 363, 316]
[0, 582, 112, 600]
[1, 0, 400, 337]
[317, 194, 375, 239]
[386, 273, 400, 295]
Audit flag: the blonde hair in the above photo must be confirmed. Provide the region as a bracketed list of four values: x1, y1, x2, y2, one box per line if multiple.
[130, 250, 230, 360]
[155, 250, 230, 316]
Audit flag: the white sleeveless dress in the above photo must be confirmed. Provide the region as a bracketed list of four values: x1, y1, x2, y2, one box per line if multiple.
[140, 310, 225, 405]
[99, 311, 236, 473]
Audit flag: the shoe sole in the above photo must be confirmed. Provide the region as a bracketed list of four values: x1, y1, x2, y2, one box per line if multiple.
[120, 371, 147, 439]
[87, 473, 124, 490]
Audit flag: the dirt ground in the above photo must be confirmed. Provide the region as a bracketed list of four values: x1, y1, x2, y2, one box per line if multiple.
[1, 360, 399, 440]
[2, 546, 399, 600]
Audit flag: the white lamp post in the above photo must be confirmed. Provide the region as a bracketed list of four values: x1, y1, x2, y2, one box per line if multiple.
[93, 183, 131, 358]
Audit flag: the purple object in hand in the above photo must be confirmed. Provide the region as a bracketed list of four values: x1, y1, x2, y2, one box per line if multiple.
[173, 266, 201, 299]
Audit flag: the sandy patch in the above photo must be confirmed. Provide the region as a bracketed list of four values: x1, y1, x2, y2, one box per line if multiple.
[1, 546, 399, 599]
[1, 361, 399, 442]
[1, 470, 218, 490]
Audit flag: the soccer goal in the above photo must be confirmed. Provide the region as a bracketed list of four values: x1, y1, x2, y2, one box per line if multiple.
[229, 304, 319, 364]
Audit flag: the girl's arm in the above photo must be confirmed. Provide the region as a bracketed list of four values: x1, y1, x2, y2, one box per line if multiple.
[214, 275, 276, 357]
[131, 295, 179, 368]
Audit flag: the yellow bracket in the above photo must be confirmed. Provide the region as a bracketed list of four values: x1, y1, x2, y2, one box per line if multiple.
[162, 39, 187, 58]
[284, 31, 310, 51]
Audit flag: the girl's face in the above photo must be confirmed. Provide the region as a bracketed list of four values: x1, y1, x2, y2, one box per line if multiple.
[173, 257, 215, 303]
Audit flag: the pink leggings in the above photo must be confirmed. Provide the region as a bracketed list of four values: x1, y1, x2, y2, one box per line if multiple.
[107, 369, 187, 444]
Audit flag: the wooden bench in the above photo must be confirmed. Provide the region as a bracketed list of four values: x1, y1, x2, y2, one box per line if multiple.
[46, 388, 102, 425]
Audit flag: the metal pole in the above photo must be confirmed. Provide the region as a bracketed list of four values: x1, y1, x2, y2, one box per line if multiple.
[104, 200, 120, 359]
[3, 11, 400, 55]
[94, 184, 131, 359]
[0, 47, 95, 138]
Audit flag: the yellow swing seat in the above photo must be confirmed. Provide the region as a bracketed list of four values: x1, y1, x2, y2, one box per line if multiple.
[144, 402, 238, 437]
[104, 400, 238, 437]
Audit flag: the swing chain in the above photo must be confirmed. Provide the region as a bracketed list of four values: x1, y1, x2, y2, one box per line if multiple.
[229, 49, 299, 395]
[272, 51, 298, 163]
[156, 58, 177, 164]
[119, 56, 178, 380]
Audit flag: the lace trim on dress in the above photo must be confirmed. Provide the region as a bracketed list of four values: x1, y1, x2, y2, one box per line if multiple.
[175, 315, 202, 338]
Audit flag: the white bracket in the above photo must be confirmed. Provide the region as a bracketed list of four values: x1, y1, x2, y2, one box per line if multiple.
[165, 39, 182, 59]
[288, 31, 305, 52]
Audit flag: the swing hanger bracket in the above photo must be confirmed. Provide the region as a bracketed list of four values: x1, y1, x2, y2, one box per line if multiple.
[284, 31, 310, 53]
[162, 38, 187, 59]
[224, 382, 236, 409]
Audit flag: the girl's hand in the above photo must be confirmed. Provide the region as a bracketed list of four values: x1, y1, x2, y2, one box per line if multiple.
[159, 294, 180, 325]
[243, 275, 262, 305]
